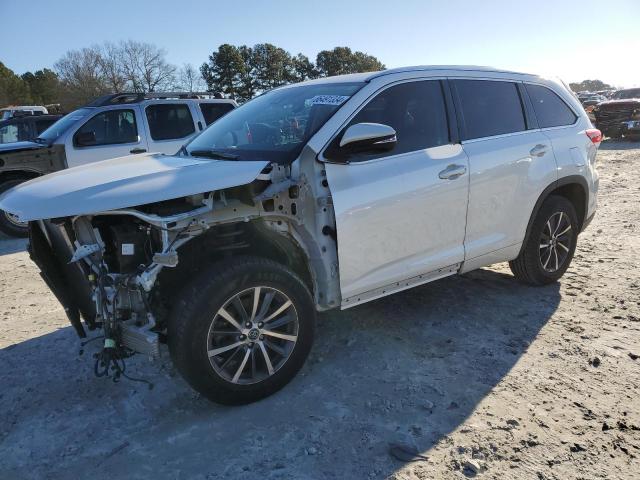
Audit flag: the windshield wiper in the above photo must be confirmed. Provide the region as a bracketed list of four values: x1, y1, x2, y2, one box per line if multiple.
[189, 149, 239, 160]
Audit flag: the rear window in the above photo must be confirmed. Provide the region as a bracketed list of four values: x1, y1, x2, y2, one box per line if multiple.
[525, 84, 577, 128]
[146, 104, 195, 141]
[454, 80, 526, 140]
[35, 118, 57, 134]
[199, 103, 235, 125]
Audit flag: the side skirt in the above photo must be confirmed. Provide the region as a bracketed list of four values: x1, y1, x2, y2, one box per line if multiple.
[340, 263, 461, 310]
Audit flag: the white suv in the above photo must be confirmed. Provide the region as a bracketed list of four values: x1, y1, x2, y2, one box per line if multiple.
[32, 93, 237, 168]
[0, 66, 600, 405]
[0, 93, 236, 236]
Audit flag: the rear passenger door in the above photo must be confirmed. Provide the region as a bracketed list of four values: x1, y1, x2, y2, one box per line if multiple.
[143, 102, 199, 155]
[523, 83, 584, 176]
[451, 79, 557, 262]
[65, 106, 147, 167]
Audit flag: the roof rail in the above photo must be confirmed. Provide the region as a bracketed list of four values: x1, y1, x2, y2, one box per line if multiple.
[85, 91, 226, 107]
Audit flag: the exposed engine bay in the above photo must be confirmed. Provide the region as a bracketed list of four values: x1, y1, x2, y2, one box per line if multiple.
[27, 161, 340, 382]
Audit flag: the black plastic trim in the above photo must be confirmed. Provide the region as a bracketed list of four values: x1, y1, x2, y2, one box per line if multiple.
[442, 79, 460, 144]
[518, 175, 590, 257]
[517, 82, 539, 130]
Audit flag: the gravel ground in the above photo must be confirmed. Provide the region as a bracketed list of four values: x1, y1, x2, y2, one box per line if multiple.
[0, 140, 639, 480]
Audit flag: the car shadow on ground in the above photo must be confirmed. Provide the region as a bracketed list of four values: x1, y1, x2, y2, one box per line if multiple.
[0, 268, 560, 480]
[0, 233, 28, 256]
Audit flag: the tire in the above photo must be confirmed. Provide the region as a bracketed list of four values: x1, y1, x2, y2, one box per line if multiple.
[509, 195, 578, 286]
[167, 256, 315, 405]
[0, 179, 29, 238]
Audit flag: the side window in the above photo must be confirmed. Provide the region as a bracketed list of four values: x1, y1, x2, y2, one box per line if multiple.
[35, 118, 57, 135]
[199, 103, 235, 125]
[454, 80, 526, 140]
[0, 122, 30, 143]
[146, 104, 195, 141]
[74, 109, 138, 147]
[326, 80, 449, 161]
[525, 84, 577, 128]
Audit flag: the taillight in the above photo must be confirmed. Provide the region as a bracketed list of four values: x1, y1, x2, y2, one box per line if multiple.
[586, 128, 602, 145]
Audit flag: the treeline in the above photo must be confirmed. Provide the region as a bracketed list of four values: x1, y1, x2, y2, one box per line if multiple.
[201, 44, 384, 102]
[0, 41, 384, 110]
[568, 79, 613, 92]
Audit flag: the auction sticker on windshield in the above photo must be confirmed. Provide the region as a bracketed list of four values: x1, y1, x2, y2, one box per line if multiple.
[307, 95, 351, 106]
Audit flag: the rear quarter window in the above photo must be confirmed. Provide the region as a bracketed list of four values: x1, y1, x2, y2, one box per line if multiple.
[199, 103, 235, 125]
[525, 84, 577, 128]
[453, 79, 526, 140]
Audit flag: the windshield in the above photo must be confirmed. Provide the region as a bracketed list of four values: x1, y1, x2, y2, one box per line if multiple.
[613, 89, 640, 100]
[185, 82, 364, 164]
[36, 108, 92, 144]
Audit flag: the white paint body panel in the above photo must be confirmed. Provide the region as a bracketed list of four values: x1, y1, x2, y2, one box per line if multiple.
[64, 106, 150, 168]
[461, 129, 556, 260]
[0, 153, 267, 221]
[326, 143, 469, 299]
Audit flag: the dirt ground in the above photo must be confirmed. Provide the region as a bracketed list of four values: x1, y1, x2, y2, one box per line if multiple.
[0, 140, 638, 480]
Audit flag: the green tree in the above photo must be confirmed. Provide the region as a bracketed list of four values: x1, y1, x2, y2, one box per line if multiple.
[0, 62, 31, 106]
[250, 43, 293, 92]
[21, 69, 60, 105]
[290, 54, 319, 83]
[316, 47, 384, 77]
[236, 45, 256, 102]
[569, 79, 613, 92]
[201, 44, 247, 100]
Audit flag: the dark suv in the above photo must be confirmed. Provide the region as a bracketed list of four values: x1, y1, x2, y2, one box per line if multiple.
[593, 88, 640, 140]
[0, 114, 62, 144]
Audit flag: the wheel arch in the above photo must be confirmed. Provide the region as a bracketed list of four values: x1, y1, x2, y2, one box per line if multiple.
[154, 219, 317, 322]
[0, 169, 41, 185]
[519, 175, 588, 256]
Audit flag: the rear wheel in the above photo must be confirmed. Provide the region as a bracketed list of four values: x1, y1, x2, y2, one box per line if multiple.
[168, 256, 315, 405]
[0, 179, 29, 238]
[509, 195, 578, 285]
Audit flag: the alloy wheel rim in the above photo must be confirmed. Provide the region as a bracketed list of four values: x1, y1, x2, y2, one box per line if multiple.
[206, 286, 298, 385]
[539, 211, 572, 273]
[3, 211, 27, 229]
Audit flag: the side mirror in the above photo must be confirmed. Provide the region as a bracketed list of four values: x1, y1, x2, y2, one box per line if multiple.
[339, 122, 397, 153]
[75, 131, 96, 147]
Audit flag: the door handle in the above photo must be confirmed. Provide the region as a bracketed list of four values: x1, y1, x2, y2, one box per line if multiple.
[438, 164, 467, 180]
[130, 148, 147, 154]
[530, 144, 548, 157]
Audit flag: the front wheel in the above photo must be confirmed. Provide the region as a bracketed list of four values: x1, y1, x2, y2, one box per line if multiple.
[168, 257, 315, 405]
[0, 179, 29, 238]
[509, 195, 578, 285]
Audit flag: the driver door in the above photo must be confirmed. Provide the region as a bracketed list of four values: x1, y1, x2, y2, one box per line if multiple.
[65, 106, 147, 167]
[322, 79, 470, 306]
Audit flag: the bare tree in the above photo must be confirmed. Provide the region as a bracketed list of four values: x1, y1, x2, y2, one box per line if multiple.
[99, 42, 127, 92]
[176, 63, 206, 92]
[119, 40, 176, 92]
[54, 46, 109, 105]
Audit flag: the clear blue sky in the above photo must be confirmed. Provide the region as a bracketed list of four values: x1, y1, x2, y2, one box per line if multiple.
[1, 0, 638, 86]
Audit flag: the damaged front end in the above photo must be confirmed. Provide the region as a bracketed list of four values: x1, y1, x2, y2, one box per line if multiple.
[25, 160, 340, 378]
